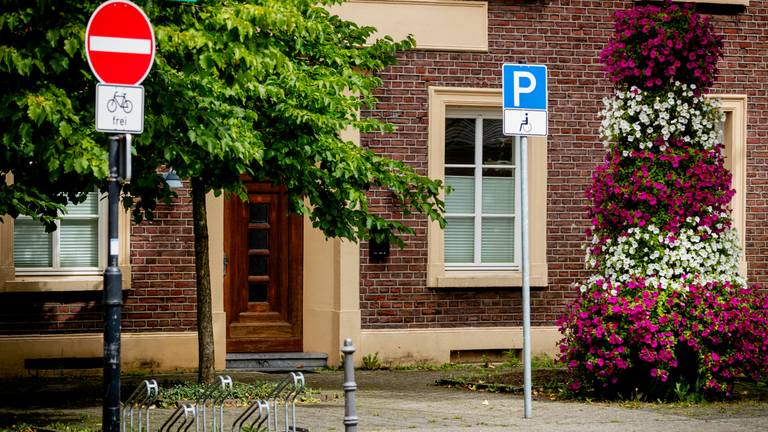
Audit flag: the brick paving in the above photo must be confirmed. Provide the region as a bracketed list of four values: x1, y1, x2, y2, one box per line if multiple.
[2, 370, 767, 431]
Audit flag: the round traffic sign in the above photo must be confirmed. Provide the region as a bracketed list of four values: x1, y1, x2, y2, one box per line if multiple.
[85, 0, 155, 85]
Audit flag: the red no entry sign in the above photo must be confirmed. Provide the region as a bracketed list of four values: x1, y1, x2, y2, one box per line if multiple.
[85, 0, 155, 85]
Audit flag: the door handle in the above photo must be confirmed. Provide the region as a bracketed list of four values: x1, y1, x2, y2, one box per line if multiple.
[223, 254, 228, 277]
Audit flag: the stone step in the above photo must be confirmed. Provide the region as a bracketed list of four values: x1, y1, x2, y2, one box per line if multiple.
[226, 352, 328, 372]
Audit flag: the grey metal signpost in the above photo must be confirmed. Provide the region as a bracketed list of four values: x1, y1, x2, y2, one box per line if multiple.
[86, 1, 155, 430]
[502, 63, 548, 419]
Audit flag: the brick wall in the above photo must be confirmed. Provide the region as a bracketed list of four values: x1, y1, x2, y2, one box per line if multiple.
[359, 0, 768, 329]
[710, 1, 768, 289]
[0, 187, 197, 335]
[0, 290, 103, 334]
[124, 184, 197, 332]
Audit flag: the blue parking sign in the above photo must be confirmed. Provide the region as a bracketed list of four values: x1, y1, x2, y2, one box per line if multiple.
[502, 64, 548, 136]
[502, 64, 547, 110]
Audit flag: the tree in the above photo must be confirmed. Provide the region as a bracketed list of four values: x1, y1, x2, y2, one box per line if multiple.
[557, 2, 767, 399]
[0, 0, 446, 383]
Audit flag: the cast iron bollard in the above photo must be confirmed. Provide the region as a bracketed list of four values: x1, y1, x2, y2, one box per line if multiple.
[341, 338, 358, 432]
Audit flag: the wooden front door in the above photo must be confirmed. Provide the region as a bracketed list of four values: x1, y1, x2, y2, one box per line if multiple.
[224, 181, 303, 352]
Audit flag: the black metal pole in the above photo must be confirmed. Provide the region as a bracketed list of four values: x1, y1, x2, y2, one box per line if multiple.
[103, 135, 123, 432]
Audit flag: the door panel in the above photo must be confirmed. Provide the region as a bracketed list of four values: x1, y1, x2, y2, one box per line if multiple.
[224, 181, 303, 352]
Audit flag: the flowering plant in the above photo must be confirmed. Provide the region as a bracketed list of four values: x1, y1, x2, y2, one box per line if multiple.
[600, 2, 722, 91]
[587, 142, 735, 235]
[599, 83, 723, 152]
[583, 223, 744, 293]
[559, 1, 768, 399]
[558, 280, 768, 397]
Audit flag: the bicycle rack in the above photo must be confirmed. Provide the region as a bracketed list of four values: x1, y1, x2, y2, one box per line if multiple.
[285, 373, 306, 432]
[160, 403, 196, 432]
[121, 379, 160, 432]
[123, 372, 308, 432]
[267, 372, 307, 432]
[196, 375, 234, 432]
[232, 399, 270, 432]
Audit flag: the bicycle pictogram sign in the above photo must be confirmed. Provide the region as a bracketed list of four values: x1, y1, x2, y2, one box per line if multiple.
[95, 84, 144, 134]
[106, 92, 133, 114]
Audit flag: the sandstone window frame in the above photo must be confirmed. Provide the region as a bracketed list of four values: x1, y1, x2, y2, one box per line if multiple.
[13, 191, 106, 275]
[0, 177, 131, 292]
[715, 94, 747, 275]
[443, 108, 521, 270]
[427, 87, 548, 288]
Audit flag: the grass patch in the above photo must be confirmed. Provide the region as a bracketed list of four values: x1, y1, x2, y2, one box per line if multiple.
[436, 363, 768, 408]
[321, 354, 485, 372]
[361, 352, 383, 370]
[435, 367, 570, 399]
[390, 361, 480, 372]
[1, 424, 91, 432]
[155, 380, 277, 408]
[0, 418, 100, 432]
[155, 379, 320, 408]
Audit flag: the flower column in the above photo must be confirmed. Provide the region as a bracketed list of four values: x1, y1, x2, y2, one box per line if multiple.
[558, 2, 768, 398]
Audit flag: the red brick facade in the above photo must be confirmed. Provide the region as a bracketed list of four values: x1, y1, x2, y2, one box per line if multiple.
[3, 0, 767, 339]
[359, 0, 768, 328]
[124, 185, 197, 332]
[0, 189, 197, 334]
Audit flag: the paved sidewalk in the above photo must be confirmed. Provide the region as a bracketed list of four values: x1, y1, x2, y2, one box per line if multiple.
[1, 370, 767, 431]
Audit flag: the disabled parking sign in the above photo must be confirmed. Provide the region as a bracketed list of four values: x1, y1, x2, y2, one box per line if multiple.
[502, 64, 548, 136]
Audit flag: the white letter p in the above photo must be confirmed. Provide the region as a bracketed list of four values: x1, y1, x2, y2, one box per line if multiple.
[513, 71, 536, 107]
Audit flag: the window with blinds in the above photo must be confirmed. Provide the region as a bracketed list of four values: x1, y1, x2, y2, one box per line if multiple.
[13, 192, 104, 274]
[444, 110, 521, 270]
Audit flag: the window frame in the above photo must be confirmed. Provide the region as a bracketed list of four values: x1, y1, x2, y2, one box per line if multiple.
[0, 174, 131, 292]
[427, 87, 548, 288]
[13, 191, 107, 276]
[444, 109, 522, 270]
[714, 94, 747, 276]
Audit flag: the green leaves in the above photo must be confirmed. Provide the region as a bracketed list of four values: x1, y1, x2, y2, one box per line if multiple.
[0, 1, 107, 225]
[124, 0, 442, 242]
[2, 0, 443, 243]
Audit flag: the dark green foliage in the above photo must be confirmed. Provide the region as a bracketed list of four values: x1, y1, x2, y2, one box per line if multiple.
[1, 0, 446, 242]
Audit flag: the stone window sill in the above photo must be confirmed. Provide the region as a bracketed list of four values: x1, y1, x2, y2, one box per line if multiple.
[0, 265, 131, 292]
[431, 268, 548, 289]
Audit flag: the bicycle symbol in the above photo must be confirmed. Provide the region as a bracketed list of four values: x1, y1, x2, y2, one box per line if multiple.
[519, 112, 532, 133]
[106, 91, 133, 114]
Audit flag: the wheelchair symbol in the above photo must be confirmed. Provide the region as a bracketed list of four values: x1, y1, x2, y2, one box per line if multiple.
[519, 112, 532, 133]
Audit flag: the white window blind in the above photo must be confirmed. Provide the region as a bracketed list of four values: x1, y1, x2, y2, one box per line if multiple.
[13, 191, 103, 273]
[444, 110, 520, 269]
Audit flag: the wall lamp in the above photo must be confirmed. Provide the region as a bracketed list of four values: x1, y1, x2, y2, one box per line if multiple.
[162, 169, 183, 189]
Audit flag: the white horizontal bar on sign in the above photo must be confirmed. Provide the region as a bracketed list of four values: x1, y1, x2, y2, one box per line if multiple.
[90, 36, 151, 55]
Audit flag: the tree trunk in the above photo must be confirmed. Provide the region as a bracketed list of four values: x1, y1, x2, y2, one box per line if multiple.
[191, 177, 215, 384]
